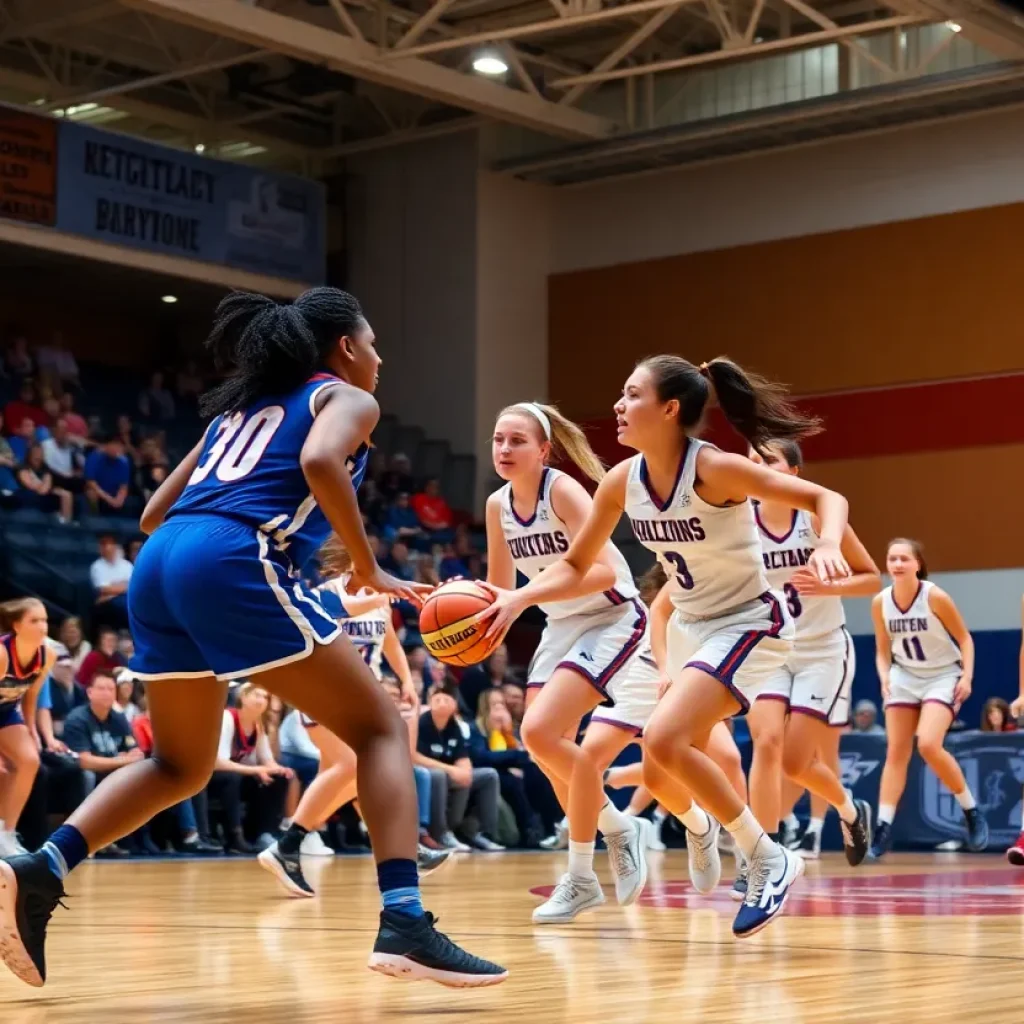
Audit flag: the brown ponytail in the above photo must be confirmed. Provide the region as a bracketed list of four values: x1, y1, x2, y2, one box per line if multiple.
[640, 355, 821, 455]
[888, 537, 928, 579]
[637, 561, 668, 606]
[501, 402, 606, 484]
[318, 535, 353, 579]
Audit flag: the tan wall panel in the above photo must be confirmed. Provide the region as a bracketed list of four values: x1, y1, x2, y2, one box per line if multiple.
[550, 203, 1024, 421]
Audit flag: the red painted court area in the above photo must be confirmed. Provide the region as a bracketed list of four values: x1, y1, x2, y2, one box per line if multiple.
[532, 865, 1024, 917]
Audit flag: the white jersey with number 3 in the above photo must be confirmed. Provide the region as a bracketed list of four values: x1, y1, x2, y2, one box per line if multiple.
[624, 440, 769, 620]
[756, 505, 845, 641]
[882, 580, 960, 678]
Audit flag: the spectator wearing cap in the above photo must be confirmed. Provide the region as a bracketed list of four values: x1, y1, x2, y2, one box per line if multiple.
[90, 535, 133, 628]
[84, 434, 132, 515]
[77, 626, 126, 688]
[852, 699, 885, 735]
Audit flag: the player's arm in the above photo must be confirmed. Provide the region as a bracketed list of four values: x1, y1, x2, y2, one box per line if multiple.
[383, 620, 417, 705]
[301, 386, 427, 603]
[139, 433, 208, 534]
[930, 587, 974, 703]
[479, 462, 629, 636]
[649, 579, 673, 673]
[871, 594, 892, 700]
[548, 475, 620, 595]
[701, 448, 849, 581]
[20, 650, 55, 749]
[1014, 598, 1024, 719]
[485, 493, 517, 590]
[792, 520, 882, 598]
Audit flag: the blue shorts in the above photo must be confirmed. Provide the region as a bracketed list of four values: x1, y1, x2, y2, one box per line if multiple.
[128, 514, 340, 681]
[0, 702, 24, 730]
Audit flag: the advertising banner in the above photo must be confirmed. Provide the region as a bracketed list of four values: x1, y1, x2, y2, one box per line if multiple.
[0, 107, 58, 226]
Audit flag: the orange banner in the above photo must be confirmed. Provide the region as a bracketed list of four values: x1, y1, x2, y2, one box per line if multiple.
[0, 107, 57, 226]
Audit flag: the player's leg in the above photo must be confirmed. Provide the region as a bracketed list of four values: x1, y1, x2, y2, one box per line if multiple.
[916, 699, 988, 851]
[779, 777, 805, 848]
[256, 638, 506, 985]
[746, 696, 788, 837]
[0, 717, 40, 855]
[707, 721, 748, 802]
[872, 705, 918, 858]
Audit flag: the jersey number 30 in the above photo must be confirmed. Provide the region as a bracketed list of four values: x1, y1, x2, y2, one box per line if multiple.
[189, 406, 285, 485]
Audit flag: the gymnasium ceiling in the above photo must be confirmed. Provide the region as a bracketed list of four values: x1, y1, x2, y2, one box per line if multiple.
[0, 0, 1023, 182]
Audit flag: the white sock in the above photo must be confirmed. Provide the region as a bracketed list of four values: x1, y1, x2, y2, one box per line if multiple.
[806, 816, 824, 836]
[955, 787, 977, 811]
[557, 815, 568, 830]
[568, 840, 596, 880]
[676, 803, 710, 836]
[837, 790, 858, 825]
[598, 799, 631, 837]
[878, 804, 896, 826]
[725, 807, 774, 859]
[653, 806, 668, 824]
[784, 813, 799, 832]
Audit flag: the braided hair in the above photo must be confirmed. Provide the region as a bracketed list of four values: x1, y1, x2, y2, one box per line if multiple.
[201, 287, 367, 418]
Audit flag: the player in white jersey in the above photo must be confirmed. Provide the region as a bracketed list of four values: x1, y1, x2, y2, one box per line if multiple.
[750, 440, 879, 868]
[485, 402, 706, 924]
[481, 355, 870, 938]
[870, 537, 988, 858]
[260, 538, 449, 896]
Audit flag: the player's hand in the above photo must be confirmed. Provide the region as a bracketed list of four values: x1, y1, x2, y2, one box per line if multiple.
[400, 678, 420, 708]
[880, 676, 891, 702]
[255, 767, 274, 786]
[1012, 694, 1024, 719]
[47, 738, 70, 755]
[352, 565, 432, 606]
[656, 674, 673, 701]
[124, 748, 145, 764]
[473, 583, 526, 639]
[953, 675, 973, 706]
[789, 566, 835, 596]
[807, 541, 849, 583]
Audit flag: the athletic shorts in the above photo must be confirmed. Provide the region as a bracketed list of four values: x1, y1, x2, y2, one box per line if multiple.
[767, 627, 855, 726]
[666, 591, 793, 715]
[590, 645, 661, 736]
[885, 664, 961, 713]
[526, 598, 650, 713]
[0, 702, 24, 730]
[129, 514, 340, 682]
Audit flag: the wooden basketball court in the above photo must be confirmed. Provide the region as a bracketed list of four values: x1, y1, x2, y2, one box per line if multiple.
[2, 851, 1022, 1023]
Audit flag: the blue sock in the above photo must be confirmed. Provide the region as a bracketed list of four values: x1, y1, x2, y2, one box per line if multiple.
[377, 858, 423, 918]
[41, 825, 89, 881]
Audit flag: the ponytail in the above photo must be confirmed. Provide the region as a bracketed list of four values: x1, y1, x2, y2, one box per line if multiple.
[888, 537, 928, 580]
[639, 355, 821, 455]
[319, 534, 353, 579]
[201, 287, 367, 418]
[0, 597, 43, 634]
[502, 402, 605, 484]
[637, 561, 668, 606]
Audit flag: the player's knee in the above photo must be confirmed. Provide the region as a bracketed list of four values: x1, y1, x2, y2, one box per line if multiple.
[781, 743, 810, 780]
[753, 724, 784, 761]
[915, 734, 944, 762]
[20, 743, 41, 773]
[644, 719, 682, 768]
[153, 755, 211, 797]
[520, 713, 554, 759]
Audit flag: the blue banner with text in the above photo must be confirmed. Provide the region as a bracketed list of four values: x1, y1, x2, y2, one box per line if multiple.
[56, 122, 325, 283]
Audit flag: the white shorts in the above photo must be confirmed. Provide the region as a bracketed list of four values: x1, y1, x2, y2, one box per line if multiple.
[527, 598, 651, 726]
[885, 664, 960, 712]
[666, 591, 793, 714]
[590, 647, 661, 735]
[767, 627, 855, 726]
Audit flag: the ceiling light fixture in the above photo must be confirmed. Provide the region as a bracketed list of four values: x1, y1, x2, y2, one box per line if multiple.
[473, 52, 508, 76]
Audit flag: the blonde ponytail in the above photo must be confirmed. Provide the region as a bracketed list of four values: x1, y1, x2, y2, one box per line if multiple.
[503, 401, 605, 484]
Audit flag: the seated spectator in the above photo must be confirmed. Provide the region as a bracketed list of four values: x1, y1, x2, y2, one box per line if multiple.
[406, 645, 441, 700]
[381, 539, 414, 580]
[16, 442, 73, 521]
[114, 676, 141, 723]
[58, 615, 92, 675]
[502, 681, 526, 738]
[380, 452, 414, 500]
[37, 396, 61, 438]
[41, 417, 84, 495]
[126, 537, 145, 563]
[0, 414, 18, 495]
[5, 335, 34, 379]
[136, 436, 169, 501]
[63, 671, 143, 854]
[175, 359, 204, 404]
[59, 392, 88, 440]
[852, 699, 885, 735]
[278, 708, 320, 791]
[90, 534, 133, 628]
[459, 645, 516, 719]
[385, 492, 426, 547]
[414, 679, 504, 852]
[437, 543, 469, 581]
[981, 697, 1018, 732]
[412, 478, 454, 538]
[9, 416, 37, 464]
[115, 414, 141, 465]
[138, 370, 176, 422]
[34, 330, 79, 389]
[84, 434, 132, 515]
[77, 626, 126, 687]
[207, 682, 293, 853]
[4, 380, 47, 433]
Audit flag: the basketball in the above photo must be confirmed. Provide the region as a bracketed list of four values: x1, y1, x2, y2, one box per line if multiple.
[419, 580, 500, 666]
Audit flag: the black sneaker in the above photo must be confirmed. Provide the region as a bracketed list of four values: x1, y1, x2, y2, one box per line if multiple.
[368, 909, 508, 988]
[0, 852, 66, 987]
[257, 842, 314, 898]
[870, 820, 893, 860]
[841, 800, 872, 867]
[417, 845, 451, 877]
[964, 808, 990, 852]
[796, 829, 821, 860]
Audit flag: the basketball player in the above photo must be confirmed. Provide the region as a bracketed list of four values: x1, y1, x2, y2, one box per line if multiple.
[870, 538, 988, 858]
[749, 440, 877, 871]
[481, 356, 870, 938]
[259, 538, 449, 897]
[0, 288, 506, 989]
[484, 403, 716, 924]
[0, 599, 56, 857]
[1008, 596, 1024, 866]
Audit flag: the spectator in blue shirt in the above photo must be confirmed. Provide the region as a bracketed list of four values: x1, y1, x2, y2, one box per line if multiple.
[385, 492, 426, 548]
[84, 433, 132, 514]
[8, 416, 37, 465]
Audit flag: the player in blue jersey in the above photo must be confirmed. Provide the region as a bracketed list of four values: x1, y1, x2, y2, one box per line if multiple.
[0, 288, 507, 990]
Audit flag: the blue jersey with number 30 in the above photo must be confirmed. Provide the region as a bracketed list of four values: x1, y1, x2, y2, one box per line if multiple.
[168, 373, 369, 571]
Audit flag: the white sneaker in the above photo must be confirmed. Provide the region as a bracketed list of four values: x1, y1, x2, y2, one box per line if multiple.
[532, 873, 606, 924]
[0, 831, 26, 858]
[634, 814, 666, 852]
[440, 831, 472, 852]
[605, 817, 649, 906]
[540, 820, 569, 850]
[733, 845, 805, 938]
[686, 816, 722, 895]
[300, 831, 335, 857]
